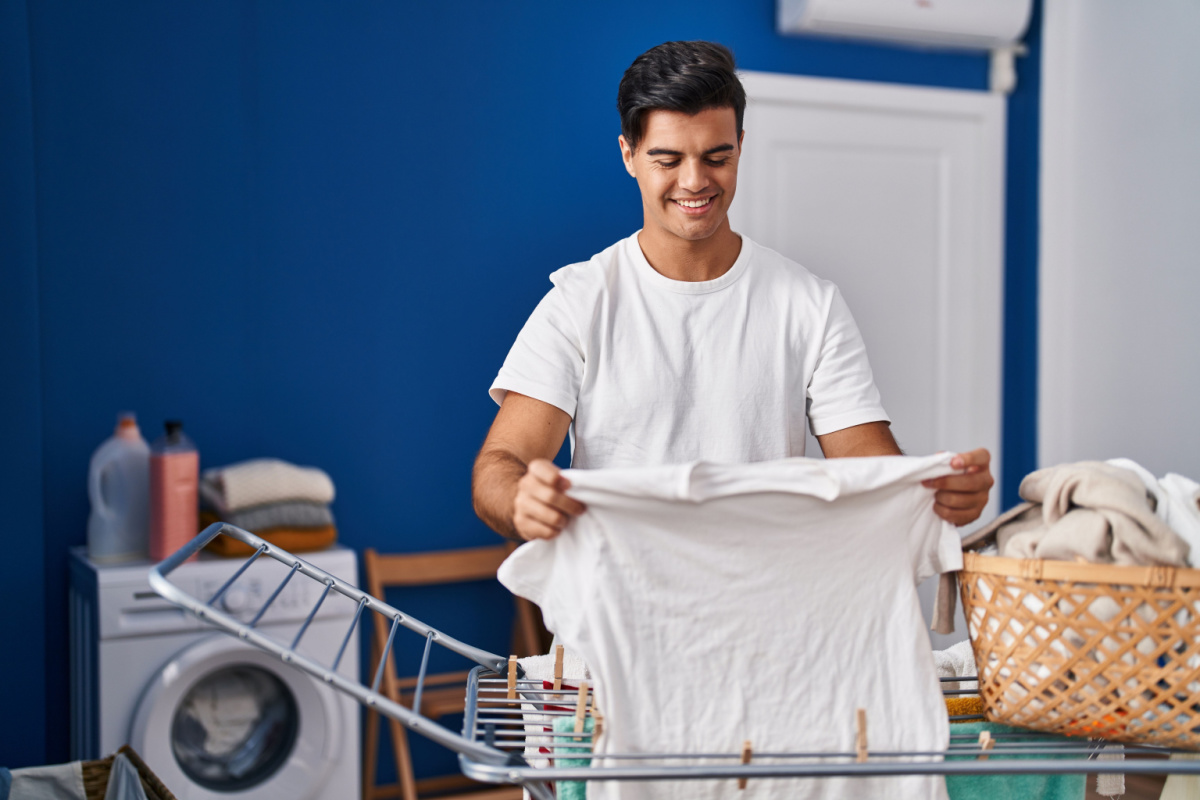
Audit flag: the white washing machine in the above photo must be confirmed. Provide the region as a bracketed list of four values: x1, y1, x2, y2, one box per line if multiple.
[69, 545, 361, 800]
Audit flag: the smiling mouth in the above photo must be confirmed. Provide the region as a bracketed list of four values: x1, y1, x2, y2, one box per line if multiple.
[672, 196, 715, 210]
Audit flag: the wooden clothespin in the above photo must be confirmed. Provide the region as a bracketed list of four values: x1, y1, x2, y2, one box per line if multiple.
[592, 703, 605, 741]
[855, 708, 869, 763]
[554, 644, 564, 692]
[738, 740, 752, 790]
[574, 681, 589, 734]
[507, 655, 518, 702]
[977, 729, 994, 761]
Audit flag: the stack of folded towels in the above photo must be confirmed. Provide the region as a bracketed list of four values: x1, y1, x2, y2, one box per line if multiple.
[199, 458, 338, 556]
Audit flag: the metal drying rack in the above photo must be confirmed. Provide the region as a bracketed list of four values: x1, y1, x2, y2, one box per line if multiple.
[150, 524, 1200, 799]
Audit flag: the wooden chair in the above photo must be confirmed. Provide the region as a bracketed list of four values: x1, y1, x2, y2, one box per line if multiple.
[362, 544, 544, 800]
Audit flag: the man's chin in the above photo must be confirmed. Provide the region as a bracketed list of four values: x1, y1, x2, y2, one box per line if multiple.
[668, 221, 725, 243]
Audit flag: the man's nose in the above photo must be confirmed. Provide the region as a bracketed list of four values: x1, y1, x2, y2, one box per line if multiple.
[678, 158, 709, 192]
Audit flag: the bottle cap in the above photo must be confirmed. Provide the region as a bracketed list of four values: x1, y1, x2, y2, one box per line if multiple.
[115, 412, 141, 439]
[164, 420, 184, 443]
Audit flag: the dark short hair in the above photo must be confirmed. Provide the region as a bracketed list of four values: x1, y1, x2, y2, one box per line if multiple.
[617, 41, 746, 151]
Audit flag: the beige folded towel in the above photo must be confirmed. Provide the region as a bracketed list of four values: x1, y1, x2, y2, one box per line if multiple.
[200, 458, 335, 513]
[987, 461, 1188, 565]
[932, 460, 1190, 634]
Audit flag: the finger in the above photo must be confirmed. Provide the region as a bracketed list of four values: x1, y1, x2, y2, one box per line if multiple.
[528, 502, 570, 530]
[934, 489, 987, 510]
[950, 448, 991, 471]
[924, 472, 995, 493]
[526, 458, 562, 485]
[524, 477, 586, 516]
[514, 492, 571, 531]
[934, 502, 981, 526]
[515, 517, 563, 541]
[521, 467, 586, 516]
[548, 490, 587, 517]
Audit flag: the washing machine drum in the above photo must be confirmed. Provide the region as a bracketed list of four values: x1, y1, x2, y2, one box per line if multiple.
[131, 635, 343, 799]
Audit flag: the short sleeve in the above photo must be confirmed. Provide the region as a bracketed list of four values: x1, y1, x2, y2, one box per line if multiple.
[806, 287, 890, 437]
[489, 287, 584, 417]
[911, 516, 965, 584]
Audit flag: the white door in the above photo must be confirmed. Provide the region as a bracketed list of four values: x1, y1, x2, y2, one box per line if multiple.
[730, 72, 1006, 646]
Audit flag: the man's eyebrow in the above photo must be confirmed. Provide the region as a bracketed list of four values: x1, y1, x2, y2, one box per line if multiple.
[644, 143, 735, 157]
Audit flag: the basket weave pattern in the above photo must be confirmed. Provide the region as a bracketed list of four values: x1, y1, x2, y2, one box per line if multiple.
[960, 553, 1200, 750]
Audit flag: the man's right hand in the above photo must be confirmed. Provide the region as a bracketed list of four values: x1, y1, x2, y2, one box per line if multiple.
[472, 392, 581, 541]
[512, 458, 587, 540]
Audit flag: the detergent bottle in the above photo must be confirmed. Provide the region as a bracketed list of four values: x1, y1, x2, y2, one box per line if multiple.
[149, 420, 200, 561]
[87, 412, 151, 562]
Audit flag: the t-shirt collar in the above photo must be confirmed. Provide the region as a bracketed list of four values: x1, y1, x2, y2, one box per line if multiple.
[626, 231, 752, 295]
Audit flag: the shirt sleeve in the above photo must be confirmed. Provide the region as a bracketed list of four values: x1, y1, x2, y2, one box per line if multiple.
[489, 286, 584, 417]
[911, 515, 965, 584]
[806, 287, 891, 437]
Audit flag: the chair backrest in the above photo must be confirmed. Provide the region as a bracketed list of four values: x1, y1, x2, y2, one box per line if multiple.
[362, 542, 541, 800]
[364, 544, 515, 593]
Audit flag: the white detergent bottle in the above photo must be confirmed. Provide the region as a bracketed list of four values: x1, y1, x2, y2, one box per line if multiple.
[87, 412, 151, 562]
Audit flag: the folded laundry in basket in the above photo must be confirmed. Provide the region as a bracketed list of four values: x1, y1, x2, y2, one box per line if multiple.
[1109, 458, 1200, 566]
[2, 760, 85, 800]
[500, 453, 963, 800]
[200, 458, 335, 514]
[932, 460, 1191, 635]
[199, 500, 335, 533]
[199, 513, 337, 557]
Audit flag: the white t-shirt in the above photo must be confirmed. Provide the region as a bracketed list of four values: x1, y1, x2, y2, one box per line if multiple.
[490, 233, 888, 468]
[498, 454, 961, 800]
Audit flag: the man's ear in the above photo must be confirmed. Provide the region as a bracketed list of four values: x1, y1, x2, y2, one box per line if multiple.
[618, 135, 637, 178]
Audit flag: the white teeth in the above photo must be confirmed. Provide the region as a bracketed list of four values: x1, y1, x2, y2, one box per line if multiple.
[676, 198, 711, 208]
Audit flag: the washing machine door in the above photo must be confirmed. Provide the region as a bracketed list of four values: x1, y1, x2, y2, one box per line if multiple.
[130, 634, 342, 799]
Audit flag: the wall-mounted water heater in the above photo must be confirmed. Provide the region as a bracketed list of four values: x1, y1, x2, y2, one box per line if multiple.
[778, 0, 1033, 52]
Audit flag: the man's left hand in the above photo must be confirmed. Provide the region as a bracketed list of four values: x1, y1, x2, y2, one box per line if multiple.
[923, 448, 994, 526]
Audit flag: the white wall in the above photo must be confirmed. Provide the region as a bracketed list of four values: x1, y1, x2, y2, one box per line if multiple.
[1040, 0, 1200, 476]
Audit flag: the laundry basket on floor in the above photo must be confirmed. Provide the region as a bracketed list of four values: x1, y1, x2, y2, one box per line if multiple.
[959, 551, 1200, 749]
[81, 746, 177, 800]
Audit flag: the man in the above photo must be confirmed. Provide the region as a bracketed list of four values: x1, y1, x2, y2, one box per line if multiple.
[473, 40, 992, 542]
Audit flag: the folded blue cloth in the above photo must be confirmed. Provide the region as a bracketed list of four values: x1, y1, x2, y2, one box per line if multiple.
[1, 766, 12, 800]
[946, 723, 1085, 800]
[552, 714, 594, 800]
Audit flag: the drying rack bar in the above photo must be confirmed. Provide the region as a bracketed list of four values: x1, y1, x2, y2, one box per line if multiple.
[149, 524, 1200, 799]
[149, 523, 527, 770]
[461, 665, 1200, 783]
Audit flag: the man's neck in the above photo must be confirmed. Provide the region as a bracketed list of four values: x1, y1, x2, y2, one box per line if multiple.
[637, 223, 742, 282]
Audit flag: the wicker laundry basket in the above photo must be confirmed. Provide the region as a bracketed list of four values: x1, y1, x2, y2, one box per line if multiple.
[81, 745, 177, 800]
[959, 551, 1200, 750]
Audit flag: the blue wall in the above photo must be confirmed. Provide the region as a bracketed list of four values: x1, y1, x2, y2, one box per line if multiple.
[1, 0, 47, 772]
[0, 0, 1038, 768]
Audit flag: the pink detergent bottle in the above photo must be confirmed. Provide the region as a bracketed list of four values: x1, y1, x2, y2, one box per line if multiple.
[149, 420, 199, 562]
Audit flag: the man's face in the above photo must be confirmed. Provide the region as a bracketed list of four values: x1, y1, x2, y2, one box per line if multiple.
[619, 107, 743, 245]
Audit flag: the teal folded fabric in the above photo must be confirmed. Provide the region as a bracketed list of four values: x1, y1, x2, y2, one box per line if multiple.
[552, 714, 595, 800]
[946, 722, 1085, 800]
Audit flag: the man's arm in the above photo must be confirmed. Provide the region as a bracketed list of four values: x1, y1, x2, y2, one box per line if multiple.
[816, 420, 903, 458]
[817, 421, 993, 526]
[472, 392, 585, 541]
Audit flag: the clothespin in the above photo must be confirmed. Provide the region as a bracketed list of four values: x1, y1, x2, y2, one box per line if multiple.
[977, 729, 994, 761]
[855, 709, 869, 763]
[738, 740, 752, 790]
[574, 681, 589, 734]
[507, 655, 518, 702]
[554, 644, 564, 692]
[592, 703, 605, 741]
